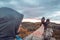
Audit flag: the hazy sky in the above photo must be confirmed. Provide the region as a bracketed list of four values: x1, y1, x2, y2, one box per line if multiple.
[0, 0, 60, 21]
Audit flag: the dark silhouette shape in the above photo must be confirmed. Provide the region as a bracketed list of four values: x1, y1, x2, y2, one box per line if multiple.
[0, 7, 24, 40]
[40, 17, 45, 26]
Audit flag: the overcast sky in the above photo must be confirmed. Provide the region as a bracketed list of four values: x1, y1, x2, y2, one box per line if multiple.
[0, 0, 60, 21]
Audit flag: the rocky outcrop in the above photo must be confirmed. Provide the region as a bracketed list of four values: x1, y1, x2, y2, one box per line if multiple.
[18, 22, 60, 40]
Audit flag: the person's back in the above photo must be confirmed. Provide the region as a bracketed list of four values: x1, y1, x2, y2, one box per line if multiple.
[0, 7, 23, 40]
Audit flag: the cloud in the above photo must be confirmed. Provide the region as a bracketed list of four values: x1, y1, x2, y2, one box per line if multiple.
[0, 0, 60, 23]
[44, 11, 60, 18]
[0, 2, 4, 6]
[52, 11, 60, 17]
[22, 0, 40, 6]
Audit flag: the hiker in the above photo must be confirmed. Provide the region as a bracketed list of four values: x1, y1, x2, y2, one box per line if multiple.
[40, 17, 49, 31]
[40, 17, 48, 33]
[44, 19, 50, 30]
[0, 7, 24, 40]
[40, 17, 53, 40]
[44, 19, 56, 40]
[40, 17, 45, 26]
[45, 19, 50, 26]
[44, 19, 50, 40]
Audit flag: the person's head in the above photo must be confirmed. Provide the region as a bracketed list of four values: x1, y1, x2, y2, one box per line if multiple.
[46, 19, 50, 24]
[41, 17, 45, 23]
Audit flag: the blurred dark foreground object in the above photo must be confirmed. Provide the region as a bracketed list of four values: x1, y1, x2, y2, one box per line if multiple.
[0, 7, 24, 40]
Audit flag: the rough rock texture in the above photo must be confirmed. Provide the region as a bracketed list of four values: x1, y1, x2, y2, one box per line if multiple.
[19, 22, 60, 40]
